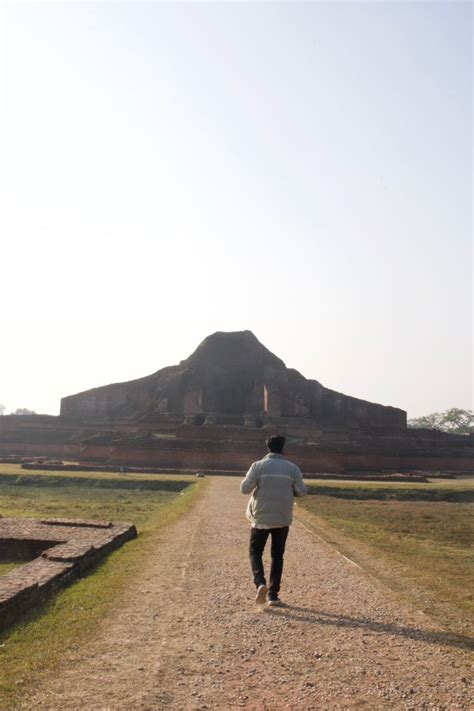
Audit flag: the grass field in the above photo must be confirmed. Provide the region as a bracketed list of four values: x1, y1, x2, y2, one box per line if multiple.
[0, 469, 203, 709]
[0, 481, 188, 522]
[299, 478, 474, 632]
[0, 462, 193, 489]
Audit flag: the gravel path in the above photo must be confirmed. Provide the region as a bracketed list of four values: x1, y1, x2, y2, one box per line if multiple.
[23, 477, 472, 710]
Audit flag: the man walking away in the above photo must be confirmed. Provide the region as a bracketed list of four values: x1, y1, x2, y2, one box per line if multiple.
[240, 435, 307, 607]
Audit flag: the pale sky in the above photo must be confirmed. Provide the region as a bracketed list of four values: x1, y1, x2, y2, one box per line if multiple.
[0, 1, 472, 419]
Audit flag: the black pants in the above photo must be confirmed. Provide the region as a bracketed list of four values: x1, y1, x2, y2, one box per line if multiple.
[249, 526, 289, 597]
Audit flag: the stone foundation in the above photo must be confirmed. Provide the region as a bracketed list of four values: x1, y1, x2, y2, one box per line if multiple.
[0, 517, 137, 631]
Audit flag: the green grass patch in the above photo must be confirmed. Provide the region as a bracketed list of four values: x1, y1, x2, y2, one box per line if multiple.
[0, 463, 193, 492]
[300, 480, 474, 629]
[0, 476, 204, 709]
[0, 482, 186, 521]
[305, 477, 474, 502]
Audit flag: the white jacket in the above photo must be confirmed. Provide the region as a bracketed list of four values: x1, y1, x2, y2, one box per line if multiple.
[240, 453, 307, 527]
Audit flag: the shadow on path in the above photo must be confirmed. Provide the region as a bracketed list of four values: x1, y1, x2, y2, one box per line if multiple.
[267, 605, 474, 652]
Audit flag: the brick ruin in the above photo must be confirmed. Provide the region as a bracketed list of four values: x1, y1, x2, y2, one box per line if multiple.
[60, 330, 407, 430]
[0, 331, 472, 473]
[0, 517, 136, 631]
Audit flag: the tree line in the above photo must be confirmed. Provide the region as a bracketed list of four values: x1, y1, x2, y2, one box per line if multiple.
[407, 408, 473, 434]
[0, 405, 36, 416]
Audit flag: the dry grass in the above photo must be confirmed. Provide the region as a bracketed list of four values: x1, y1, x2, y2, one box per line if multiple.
[299, 479, 474, 631]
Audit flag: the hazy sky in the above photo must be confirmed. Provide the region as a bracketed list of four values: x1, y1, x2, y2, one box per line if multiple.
[0, 1, 472, 419]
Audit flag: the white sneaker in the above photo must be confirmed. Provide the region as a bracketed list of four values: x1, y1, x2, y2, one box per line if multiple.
[255, 584, 268, 605]
[268, 598, 283, 607]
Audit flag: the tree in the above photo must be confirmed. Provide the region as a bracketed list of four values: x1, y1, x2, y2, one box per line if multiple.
[0, 404, 5, 416]
[10, 408, 36, 416]
[408, 412, 439, 429]
[439, 408, 474, 434]
[408, 408, 473, 434]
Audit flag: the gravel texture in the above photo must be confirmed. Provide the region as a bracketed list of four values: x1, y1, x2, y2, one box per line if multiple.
[21, 477, 472, 710]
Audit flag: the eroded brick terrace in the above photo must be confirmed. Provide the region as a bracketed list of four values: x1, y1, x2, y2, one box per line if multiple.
[0, 517, 137, 630]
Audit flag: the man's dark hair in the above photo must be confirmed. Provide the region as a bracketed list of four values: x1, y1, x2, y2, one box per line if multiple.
[266, 435, 286, 453]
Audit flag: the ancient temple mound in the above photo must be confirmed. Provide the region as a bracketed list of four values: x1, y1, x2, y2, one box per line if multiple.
[60, 330, 406, 431]
[1, 331, 472, 474]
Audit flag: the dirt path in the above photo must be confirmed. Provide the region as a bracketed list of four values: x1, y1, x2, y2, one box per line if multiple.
[22, 478, 472, 710]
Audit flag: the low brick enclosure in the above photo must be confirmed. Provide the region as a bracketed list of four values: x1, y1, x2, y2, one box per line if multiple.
[0, 517, 137, 631]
